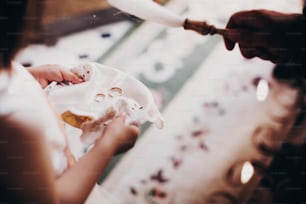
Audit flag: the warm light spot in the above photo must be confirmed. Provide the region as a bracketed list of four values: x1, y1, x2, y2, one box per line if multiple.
[241, 161, 254, 184]
[256, 79, 269, 101]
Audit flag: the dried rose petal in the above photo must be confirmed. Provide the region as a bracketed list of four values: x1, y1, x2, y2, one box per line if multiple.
[147, 188, 167, 199]
[252, 77, 262, 87]
[130, 187, 138, 196]
[199, 141, 208, 151]
[170, 157, 182, 168]
[150, 169, 169, 183]
[148, 188, 157, 197]
[192, 129, 209, 137]
[203, 101, 219, 108]
[158, 191, 167, 199]
[192, 130, 203, 137]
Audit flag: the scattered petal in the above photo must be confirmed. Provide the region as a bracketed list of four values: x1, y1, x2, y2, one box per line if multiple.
[170, 157, 182, 168]
[150, 169, 169, 183]
[199, 141, 208, 151]
[130, 187, 138, 196]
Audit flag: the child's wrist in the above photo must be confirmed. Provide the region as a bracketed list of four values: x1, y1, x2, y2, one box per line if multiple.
[94, 136, 118, 155]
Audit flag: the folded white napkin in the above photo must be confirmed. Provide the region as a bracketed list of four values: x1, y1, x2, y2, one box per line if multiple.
[46, 62, 164, 146]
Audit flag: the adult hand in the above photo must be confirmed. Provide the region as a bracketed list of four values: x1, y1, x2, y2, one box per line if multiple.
[97, 116, 140, 155]
[28, 64, 83, 88]
[223, 9, 306, 64]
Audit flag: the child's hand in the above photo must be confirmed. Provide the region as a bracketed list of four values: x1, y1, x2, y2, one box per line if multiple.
[97, 116, 140, 155]
[28, 64, 83, 88]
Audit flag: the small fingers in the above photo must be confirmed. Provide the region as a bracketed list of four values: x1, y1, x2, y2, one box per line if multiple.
[58, 67, 83, 83]
[127, 124, 140, 137]
[110, 116, 140, 136]
[114, 116, 140, 135]
[106, 116, 139, 154]
[38, 79, 49, 89]
[38, 64, 83, 83]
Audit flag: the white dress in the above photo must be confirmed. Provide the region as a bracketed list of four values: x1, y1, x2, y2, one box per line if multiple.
[0, 63, 71, 176]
